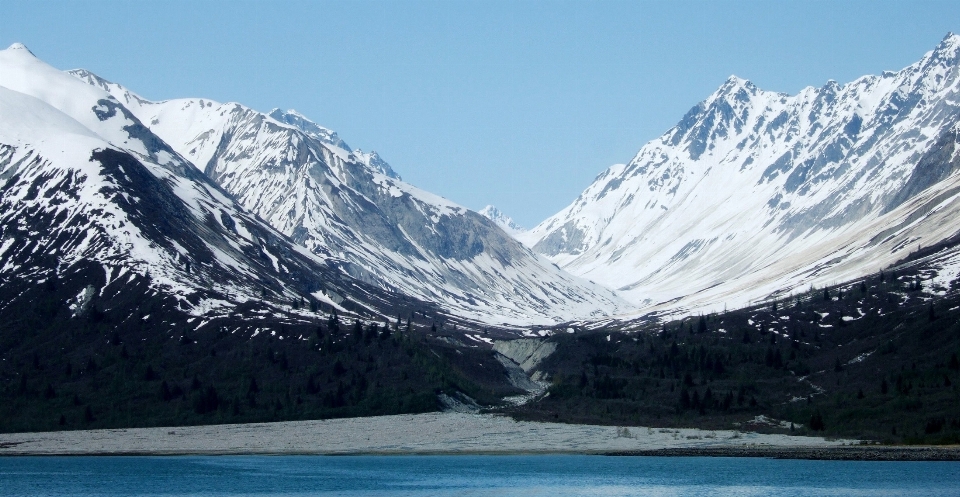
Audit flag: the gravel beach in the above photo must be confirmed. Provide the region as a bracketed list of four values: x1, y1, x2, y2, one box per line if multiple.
[0, 412, 881, 457]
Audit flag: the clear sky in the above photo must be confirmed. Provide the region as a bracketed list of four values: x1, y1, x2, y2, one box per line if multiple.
[1, 1, 957, 227]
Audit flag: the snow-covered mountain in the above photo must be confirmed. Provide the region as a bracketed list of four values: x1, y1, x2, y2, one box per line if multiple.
[521, 33, 960, 315]
[68, 69, 630, 325]
[0, 43, 426, 329]
[478, 205, 525, 237]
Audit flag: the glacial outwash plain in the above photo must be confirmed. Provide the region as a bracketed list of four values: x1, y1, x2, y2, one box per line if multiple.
[0, 412, 861, 456]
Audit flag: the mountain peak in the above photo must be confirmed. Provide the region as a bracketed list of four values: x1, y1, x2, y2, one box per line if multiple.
[267, 108, 353, 151]
[275, 108, 309, 121]
[725, 74, 748, 85]
[5, 43, 35, 56]
[931, 32, 960, 62]
[353, 149, 400, 179]
[722, 75, 757, 89]
[479, 205, 525, 236]
[712, 75, 757, 101]
[821, 79, 841, 93]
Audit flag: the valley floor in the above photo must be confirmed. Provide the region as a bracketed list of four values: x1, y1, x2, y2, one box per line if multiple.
[0, 412, 863, 456]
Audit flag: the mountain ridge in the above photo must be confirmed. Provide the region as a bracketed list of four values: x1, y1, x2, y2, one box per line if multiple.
[66, 66, 632, 325]
[521, 33, 960, 316]
[0, 43, 436, 332]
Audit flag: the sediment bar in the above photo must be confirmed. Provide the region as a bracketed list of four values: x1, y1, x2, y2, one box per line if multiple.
[0, 412, 882, 457]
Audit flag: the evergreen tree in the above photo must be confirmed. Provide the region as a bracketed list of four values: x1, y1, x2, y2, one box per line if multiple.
[703, 387, 714, 409]
[809, 410, 825, 431]
[160, 380, 172, 402]
[328, 309, 340, 334]
[364, 323, 379, 343]
[353, 320, 363, 342]
[713, 356, 725, 375]
[194, 386, 220, 414]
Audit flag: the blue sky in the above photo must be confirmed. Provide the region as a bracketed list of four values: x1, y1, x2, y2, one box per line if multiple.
[1, 1, 957, 227]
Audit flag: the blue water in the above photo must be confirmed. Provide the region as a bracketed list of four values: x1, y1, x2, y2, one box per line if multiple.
[1, 455, 958, 496]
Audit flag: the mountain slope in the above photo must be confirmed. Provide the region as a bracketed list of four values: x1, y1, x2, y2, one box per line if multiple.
[68, 70, 631, 325]
[0, 43, 426, 332]
[521, 33, 960, 315]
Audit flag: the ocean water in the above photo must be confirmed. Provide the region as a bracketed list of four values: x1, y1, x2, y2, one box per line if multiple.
[1, 455, 958, 496]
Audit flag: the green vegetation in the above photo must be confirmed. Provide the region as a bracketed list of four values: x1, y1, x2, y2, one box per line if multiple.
[0, 264, 517, 433]
[511, 271, 960, 444]
[4, 257, 960, 446]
